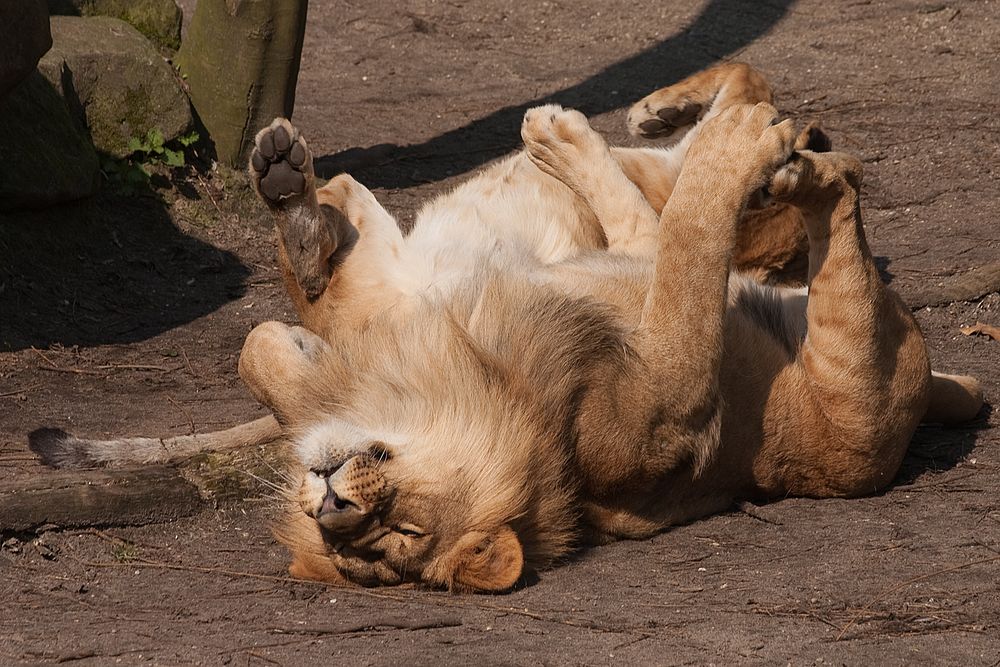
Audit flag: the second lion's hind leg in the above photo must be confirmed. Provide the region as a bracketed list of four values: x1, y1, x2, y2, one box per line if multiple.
[626, 62, 773, 142]
[522, 105, 659, 256]
[762, 150, 932, 496]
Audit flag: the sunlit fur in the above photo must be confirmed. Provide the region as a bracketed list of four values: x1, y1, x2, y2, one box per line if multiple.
[31, 64, 983, 593]
[238, 65, 981, 592]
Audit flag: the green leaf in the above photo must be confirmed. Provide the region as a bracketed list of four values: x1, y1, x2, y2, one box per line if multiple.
[178, 131, 200, 147]
[162, 148, 185, 167]
[126, 136, 144, 153]
[146, 128, 165, 150]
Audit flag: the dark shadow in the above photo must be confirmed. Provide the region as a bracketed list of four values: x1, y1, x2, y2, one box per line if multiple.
[893, 403, 992, 486]
[0, 63, 249, 352]
[315, 0, 797, 188]
[874, 255, 895, 284]
[0, 190, 249, 352]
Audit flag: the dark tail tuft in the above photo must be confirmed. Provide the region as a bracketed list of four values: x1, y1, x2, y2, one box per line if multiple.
[27, 428, 94, 469]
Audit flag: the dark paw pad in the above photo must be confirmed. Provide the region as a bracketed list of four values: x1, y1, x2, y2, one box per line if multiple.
[260, 160, 306, 201]
[251, 120, 311, 204]
[639, 101, 703, 138]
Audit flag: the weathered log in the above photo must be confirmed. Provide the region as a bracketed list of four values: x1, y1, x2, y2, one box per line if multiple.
[176, 0, 308, 167]
[0, 467, 201, 533]
[908, 262, 1000, 310]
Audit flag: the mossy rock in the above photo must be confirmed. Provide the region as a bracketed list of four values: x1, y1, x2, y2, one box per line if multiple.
[48, 0, 182, 51]
[37, 16, 193, 158]
[0, 71, 99, 210]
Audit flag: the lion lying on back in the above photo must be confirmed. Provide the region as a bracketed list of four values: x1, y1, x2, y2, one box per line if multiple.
[31, 63, 983, 592]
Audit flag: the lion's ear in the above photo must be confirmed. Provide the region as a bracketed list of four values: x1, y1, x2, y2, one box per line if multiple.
[239, 322, 327, 424]
[445, 526, 524, 593]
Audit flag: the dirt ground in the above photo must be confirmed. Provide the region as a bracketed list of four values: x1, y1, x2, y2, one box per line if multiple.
[2, 0, 1000, 664]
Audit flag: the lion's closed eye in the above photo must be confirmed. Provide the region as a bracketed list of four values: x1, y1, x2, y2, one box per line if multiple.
[393, 523, 427, 538]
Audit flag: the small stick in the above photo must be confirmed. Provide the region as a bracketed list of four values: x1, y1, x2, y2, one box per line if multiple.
[197, 173, 228, 221]
[80, 557, 653, 636]
[836, 554, 1000, 640]
[30, 346, 58, 367]
[180, 348, 198, 378]
[0, 383, 42, 398]
[736, 501, 783, 525]
[37, 365, 105, 376]
[167, 396, 196, 434]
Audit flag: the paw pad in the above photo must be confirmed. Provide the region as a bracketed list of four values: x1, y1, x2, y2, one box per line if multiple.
[250, 119, 311, 204]
[636, 101, 703, 138]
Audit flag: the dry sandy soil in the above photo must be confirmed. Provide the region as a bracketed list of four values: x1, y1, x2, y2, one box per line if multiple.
[2, 0, 999, 664]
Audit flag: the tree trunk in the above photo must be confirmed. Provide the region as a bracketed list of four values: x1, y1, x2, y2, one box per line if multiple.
[176, 0, 308, 167]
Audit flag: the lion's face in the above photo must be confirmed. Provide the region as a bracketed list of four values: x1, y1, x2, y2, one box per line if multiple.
[238, 321, 577, 593]
[282, 417, 526, 592]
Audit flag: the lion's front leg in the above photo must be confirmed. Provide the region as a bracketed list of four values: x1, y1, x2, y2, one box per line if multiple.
[572, 105, 797, 499]
[631, 104, 797, 476]
[250, 119, 407, 336]
[250, 119, 344, 302]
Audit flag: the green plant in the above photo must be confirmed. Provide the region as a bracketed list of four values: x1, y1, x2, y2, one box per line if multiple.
[111, 541, 141, 563]
[100, 128, 201, 194]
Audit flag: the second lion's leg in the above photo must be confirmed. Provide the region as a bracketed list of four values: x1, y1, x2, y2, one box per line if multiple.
[526, 103, 797, 495]
[756, 152, 932, 497]
[521, 105, 660, 257]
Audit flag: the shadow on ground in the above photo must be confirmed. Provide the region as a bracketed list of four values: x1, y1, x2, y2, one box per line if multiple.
[0, 193, 248, 351]
[894, 404, 992, 485]
[315, 0, 797, 187]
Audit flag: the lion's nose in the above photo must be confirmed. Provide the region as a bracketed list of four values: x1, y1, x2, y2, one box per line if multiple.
[320, 489, 357, 515]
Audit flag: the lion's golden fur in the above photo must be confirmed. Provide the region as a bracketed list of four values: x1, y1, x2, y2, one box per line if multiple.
[31, 63, 983, 593]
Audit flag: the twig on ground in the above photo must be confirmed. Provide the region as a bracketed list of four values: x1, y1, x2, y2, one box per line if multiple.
[167, 396, 196, 434]
[736, 501, 783, 525]
[0, 383, 42, 398]
[894, 471, 977, 492]
[37, 365, 105, 376]
[180, 347, 198, 378]
[95, 364, 175, 372]
[836, 554, 1000, 640]
[272, 618, 462, 635]
[79, 557, 655, 638]
[196, 173, 229, 222]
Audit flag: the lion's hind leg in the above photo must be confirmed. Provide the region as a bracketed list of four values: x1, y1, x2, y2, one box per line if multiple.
[251, 119, 345, 302]
[251, 119, 408, 335]
[521, 105, 659, 257]
[626, 62, 773, 143]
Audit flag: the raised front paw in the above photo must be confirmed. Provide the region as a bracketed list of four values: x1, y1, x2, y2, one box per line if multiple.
[626, 63, 773, 142]
[250, 118, 313, 208]
[521, 104, 609, 187]
[686, 103, 797, 196]
[768, 150, 863, 205]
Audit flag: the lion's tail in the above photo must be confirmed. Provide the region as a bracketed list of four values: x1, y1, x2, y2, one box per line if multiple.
[923, 371, 985, 424]
[28, 416, 282, 469]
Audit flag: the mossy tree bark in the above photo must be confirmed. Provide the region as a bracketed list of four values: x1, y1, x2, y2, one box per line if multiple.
[177, 0, 308, 167]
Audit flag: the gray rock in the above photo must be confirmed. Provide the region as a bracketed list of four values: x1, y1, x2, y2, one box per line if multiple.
[0, 71, 99, 210]
[48, 0, 183, 51]
[0, 1, 53, 100]
[38, 16, 193, 158]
